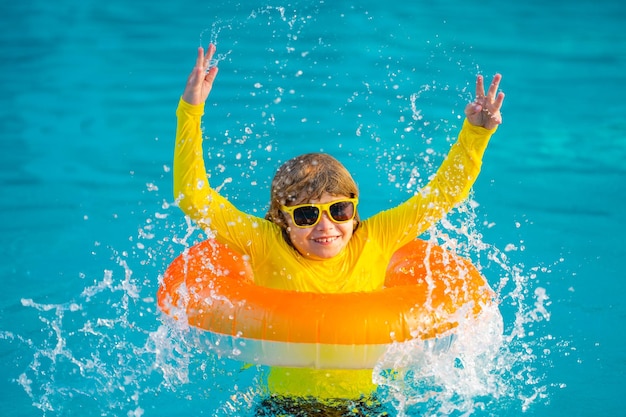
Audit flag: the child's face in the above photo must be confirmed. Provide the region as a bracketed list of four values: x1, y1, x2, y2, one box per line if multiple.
[284, 192, 355, 260]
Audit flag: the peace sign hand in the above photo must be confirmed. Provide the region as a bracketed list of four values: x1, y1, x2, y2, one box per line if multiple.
[182, 44, 219, 105]
[465, 74, 505, 130]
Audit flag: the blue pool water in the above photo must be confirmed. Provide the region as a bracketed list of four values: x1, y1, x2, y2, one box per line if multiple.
[1, 0, 625, 415]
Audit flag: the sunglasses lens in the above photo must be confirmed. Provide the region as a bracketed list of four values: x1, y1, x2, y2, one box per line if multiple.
[329, 201, 355, 222]
[292, 206, 320, 226]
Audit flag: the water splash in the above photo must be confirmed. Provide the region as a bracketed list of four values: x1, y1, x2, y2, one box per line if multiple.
[6, 204, 263, 416]
[368, 207, 555, 415]
[374, 306, 505, 416]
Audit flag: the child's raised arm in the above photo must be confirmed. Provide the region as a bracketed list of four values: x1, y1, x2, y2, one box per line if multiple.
[365, 74, 505, 252]
[174, 45, 273, 257]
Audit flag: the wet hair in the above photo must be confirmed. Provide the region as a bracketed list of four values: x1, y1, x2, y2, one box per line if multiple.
[265, 153, 360, 243]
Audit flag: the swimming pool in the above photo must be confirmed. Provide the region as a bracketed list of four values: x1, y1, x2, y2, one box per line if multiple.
[1, 0, 624, 415]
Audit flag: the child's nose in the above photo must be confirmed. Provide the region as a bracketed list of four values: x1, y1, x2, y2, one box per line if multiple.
[316, 212, 334, 228]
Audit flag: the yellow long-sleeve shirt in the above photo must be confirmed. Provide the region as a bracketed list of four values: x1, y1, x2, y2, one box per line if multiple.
[173, 98, 496, 399]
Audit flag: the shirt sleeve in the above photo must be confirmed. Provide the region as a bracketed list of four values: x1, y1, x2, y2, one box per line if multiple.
[364, 119, 497, 252]
[173, 98, 273, 255]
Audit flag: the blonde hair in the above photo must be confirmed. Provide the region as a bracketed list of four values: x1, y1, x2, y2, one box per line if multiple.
[265, 153, 360, 237]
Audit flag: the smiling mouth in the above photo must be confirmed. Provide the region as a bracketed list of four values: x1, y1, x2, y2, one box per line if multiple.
[313, 236, 339, 244]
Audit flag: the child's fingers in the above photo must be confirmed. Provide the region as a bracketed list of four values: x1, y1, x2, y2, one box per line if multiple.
[475, 75, 485, 98]
[465, 101, 482, 118]
[196, 46, 205, 68]
[203, 44, 217, 69]
[204, 66, 219, 85]
[486, 74, 502, 101]
[493, 91, 505, 110]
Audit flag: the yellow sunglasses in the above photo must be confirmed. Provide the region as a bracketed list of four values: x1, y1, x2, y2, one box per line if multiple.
[281, 198, 358, 228]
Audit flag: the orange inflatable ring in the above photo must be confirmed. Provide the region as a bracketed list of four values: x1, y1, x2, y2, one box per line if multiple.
[157, 239, 494, 369]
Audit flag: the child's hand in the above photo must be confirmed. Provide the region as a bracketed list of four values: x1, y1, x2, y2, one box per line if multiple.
[465, 74, 505, 130]
[182, 44, 219, 105]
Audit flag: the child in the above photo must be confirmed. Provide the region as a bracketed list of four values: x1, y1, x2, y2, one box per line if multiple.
[174, 44, 504, 412]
